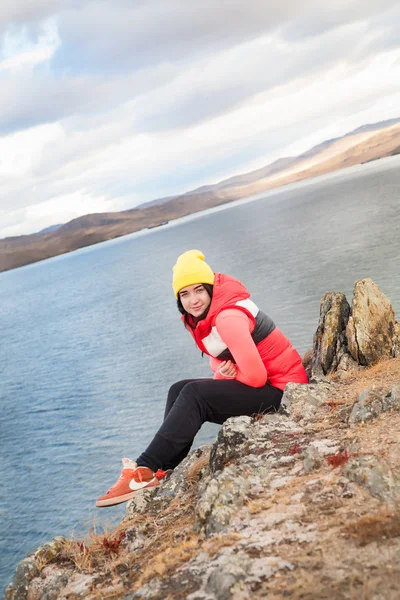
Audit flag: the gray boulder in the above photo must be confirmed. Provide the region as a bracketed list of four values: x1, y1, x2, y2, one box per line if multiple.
[205, 552, 250, 600]
[349, 387, 388, 425]
[343, 455, 400, 502]
[195, 465, 250, 536]
[209, 416, 252, 474]
[349, 385, 400, 425]
[346, 279, 396, 365]
[195, 414, 307, 536]
[209, 413, 306, 470]
[303, 438, 340, 473]
[125, 486, 159, 517]
[32, 568, 71, 600]
[5, 537, 67, 600]
[279, 382, 331, 423]
[4, 556, 39, 600]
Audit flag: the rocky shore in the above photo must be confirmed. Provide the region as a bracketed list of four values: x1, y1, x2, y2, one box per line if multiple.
[5, 279, 400, 600]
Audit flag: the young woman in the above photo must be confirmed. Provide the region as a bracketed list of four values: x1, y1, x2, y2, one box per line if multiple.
[96, 250, 308, 507]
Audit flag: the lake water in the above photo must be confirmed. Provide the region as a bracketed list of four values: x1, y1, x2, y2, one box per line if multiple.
[1, 156, 400, 593]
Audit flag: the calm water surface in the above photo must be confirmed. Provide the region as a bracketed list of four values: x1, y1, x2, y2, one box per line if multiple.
[1, 156, 400, 592]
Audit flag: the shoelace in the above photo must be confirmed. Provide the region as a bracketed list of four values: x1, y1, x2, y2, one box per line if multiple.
[155, 469, 168, 480]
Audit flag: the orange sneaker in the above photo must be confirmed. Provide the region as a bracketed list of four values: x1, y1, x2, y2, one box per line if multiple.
[96, 458, 159, 508]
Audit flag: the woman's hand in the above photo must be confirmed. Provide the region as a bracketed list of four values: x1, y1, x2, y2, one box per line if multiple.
[219, 360, 237, 379]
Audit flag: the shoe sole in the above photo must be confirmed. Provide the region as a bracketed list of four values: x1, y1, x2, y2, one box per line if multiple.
[96, 478, 159, 508]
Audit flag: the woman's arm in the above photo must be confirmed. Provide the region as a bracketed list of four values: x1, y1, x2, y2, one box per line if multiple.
[215, 309, 268, 387]
[209, 356, 236, 380]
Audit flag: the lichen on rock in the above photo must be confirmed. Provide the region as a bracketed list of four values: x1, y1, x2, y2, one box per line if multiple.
[279, 381, 331, 423]
[209, 416, 252, 474]
[204, 551, 250, 600]
[5, 278, 400, 600]
[349, 385, 400, 425]
[343, 455, 400, 503]
[308, 278, 398, 377]
[303, 438, 340, 473]
[195, 465, 251, 536]
[346, 278, 396, 366]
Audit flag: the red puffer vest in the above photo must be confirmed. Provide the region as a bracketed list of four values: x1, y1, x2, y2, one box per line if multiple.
[183, 273, 308, 390]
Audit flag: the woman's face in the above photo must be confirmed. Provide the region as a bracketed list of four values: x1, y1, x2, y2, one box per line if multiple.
[179, 283, 211, 317]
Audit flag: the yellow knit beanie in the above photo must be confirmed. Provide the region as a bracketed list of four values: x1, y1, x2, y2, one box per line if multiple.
[172, 250, 215, 296]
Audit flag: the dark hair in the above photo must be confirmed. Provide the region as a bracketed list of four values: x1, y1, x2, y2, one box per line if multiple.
[177, 283, 214, 329]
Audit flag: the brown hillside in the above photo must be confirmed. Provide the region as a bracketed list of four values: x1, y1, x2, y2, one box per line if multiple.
[1, 122, 399, 273]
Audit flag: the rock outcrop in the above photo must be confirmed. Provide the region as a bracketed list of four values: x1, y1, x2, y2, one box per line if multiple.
[5, 279, 400, 600]
[392, 320, 400, 357]
[7, 371, 400, 599]
[310, 292, 351, 376]
[346, 279, 395, 365]
[308, 278, 398, 378]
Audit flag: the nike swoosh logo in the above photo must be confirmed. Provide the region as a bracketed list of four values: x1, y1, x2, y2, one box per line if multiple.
[129, 477, 157, 491]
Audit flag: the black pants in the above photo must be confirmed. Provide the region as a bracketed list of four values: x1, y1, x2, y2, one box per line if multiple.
[136, 378, 283, 472]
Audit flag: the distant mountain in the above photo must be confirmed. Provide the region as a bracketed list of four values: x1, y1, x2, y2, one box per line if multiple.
[1, 118, 400, 273]
[136, 195, 175, 209]
[56, 214, 130, 234]
[137, 117, 400, 206]
[39, 224, 63, 234]
[185, 157, 299, 195]
[344, 117, 400, 137]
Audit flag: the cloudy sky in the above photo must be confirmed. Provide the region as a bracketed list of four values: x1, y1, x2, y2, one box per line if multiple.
[1, 0, 400, 238]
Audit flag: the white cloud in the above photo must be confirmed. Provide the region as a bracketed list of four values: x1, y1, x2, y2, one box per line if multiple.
[0, 44, 53, 71]
[0, 189, 124, 238]
[0, 1, 399, 238]
[27, 190, 111, 220]
[0, 122, 63, 177]
[0, 17, 59, 71]
[1, 44, 400, 237]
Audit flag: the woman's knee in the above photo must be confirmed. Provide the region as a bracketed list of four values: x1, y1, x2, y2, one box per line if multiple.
[178, 381, 201, 400]
[168, 379, 192, 400]
[176, 382, 208, 415]
[165, 379, 193, 417]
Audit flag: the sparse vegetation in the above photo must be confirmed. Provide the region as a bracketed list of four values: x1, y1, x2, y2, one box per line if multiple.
[185, 450, 211, 486]
[6, 357, 400, 599]
[344, 510, 400, 546]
